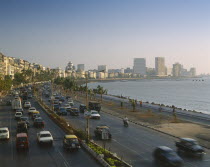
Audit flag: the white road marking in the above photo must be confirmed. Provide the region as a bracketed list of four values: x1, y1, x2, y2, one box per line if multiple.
[58, 150, 71, 167]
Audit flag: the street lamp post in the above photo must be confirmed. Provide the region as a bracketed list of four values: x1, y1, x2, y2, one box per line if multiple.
[85, 74, 90, 142]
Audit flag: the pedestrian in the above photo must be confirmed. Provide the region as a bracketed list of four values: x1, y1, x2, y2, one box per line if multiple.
[140, 101, 142, 107]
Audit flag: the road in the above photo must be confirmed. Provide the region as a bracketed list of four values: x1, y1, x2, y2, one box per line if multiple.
[0, 96, 101, 167]
[43, 95, 210, 167]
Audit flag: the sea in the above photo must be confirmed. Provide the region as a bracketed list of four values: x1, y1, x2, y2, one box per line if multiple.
[87, 77, 210, 114]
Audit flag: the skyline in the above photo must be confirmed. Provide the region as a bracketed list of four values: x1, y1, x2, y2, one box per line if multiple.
[0, 0, 209, 74]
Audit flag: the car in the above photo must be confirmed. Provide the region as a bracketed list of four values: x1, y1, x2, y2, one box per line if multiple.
[0, 127, 9, 140]
[57, 107, 67, 116]
[24, 101, 31, 108]
[37, 131, 53, 146]
[90, 110, 100, 119]
[33, 118, 44, 128]
[32, 113, 41, 120]
[64, 103, 71, 108]
[16, 133, 29, 151]
[153, 146, 183, 167]
[28, 107, 37, 115]
[15, 112, 22, 120]
[176, 138, 205, 158]
[94, 125, 112, 140]
[59, 96, 65, 102]
[17, 121, 28, 134]
[69, 108, 79, 116]
[28, 94, 33, 99]
[68, 100, 74, 106]
[16, 108, 24, 114]
[20, 117, 30, 128]
[63, 135, 80, 150]
[66, 96, 71, 100]
[53, 99, 60, 105]
[79, 104, 87, 113]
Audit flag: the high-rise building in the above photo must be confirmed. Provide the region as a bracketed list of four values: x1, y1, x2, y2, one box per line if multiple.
[133, 58, 146, 75]
[173, 63, 182, 77]
[77, 64, 85, 72]
[98, 65, 107, 72]
[155, 57, 166, 76]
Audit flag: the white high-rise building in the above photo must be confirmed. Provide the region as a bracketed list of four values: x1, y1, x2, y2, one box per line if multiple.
[155, 57, 166, 76]
[133, 58, 146, 75]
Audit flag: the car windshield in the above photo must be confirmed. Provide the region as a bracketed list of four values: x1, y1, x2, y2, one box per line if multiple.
[21, 117, 28, 121]
[166, 151, 177, 157]
[92, 112, 98, 114]
[40, 134, 51, 137]
[16, 113, 22, 115]
[66, 138, 79, 143]
[30, 108, 36, 110]
[35, 119, 43, 122]
[0, 130, 8, 133]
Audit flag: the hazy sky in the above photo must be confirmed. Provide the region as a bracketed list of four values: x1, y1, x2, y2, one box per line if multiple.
[0, 0, 209, 74]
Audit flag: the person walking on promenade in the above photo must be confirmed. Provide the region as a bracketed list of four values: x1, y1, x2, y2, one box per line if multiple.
[140, 101, 142, 107]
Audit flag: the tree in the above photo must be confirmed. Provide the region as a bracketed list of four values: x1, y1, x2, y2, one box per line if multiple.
[97, 85, 107, 102]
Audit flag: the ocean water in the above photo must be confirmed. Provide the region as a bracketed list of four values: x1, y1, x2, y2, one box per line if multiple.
[88, 78, 210, 114]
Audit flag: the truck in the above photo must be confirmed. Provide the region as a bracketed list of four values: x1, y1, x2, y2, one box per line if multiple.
[12, 97, 22, 111]
[88, 101, 101, 112]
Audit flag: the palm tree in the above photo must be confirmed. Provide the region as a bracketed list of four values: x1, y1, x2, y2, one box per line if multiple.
[97, 85, 107, 102]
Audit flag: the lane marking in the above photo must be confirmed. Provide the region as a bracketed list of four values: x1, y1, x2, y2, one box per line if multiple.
[58, 150, 71, 167]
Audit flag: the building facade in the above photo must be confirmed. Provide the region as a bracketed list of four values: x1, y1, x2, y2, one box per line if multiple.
[155, 57, 166, 76]
[133, 58, 146, 75]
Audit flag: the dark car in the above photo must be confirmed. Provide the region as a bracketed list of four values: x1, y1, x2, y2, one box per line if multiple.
[16, 133, 29, 151]
[66, 96, 71, 100]
[176, 138, 205, 158]
[89, 101, 101, 112]
[53, 104, 60, 112]
[20, 117, 30, 128]
[94, 125, 112, 140]
[17, 121, 28, 134]
[59, 96, 65, 102]
[33, 118, 44, 128]
[79, 104, 87, 113]
[57, 107, 67, 116]
[153, 146, 183, 167]
[28, 94, 33, 99]
[69, 108, 79, 116]
[63, 135, 80, 151]
[32, 113, 41, 120]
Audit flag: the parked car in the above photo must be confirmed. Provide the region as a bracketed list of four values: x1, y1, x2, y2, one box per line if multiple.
[17, 121, 28, 134]
[89, 110, 100, 119]
[15, 112, 23, 120]
[33, 118, 44, 128]
[94, 125, 112, 140]
[24, 101, 31, 108]
[153, 146, 183, 167]
[63, 135, 80, 151]
[16, 133, 29, 151]
[0, 127, 9, 140]
[20, 116, 30, 128]
[69, 108, 79, 116]
[37, 131, 53, 146]
[79, 104, 87, 113]
[57, 107, 67, 116]
[28, 107, 37, 115]
[176, 138, 205, 158]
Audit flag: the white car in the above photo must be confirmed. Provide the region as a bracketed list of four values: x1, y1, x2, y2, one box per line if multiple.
[28, 107, 36, 115]
[24, 101, 31, 108]
[68, 100, 74, 106]
[90, 110, 100, 119]
[15, 112, 22, 120]
[37, 131, 53, 145]
[0, 127, 9, 140]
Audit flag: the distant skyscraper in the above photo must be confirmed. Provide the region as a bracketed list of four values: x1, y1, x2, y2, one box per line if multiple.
[173, 63, 182, 77]
[133, 58, 146, 75]
[155, 57, 165, 76]
[98, 65, 107, 72]
[77, 64, 85, 72]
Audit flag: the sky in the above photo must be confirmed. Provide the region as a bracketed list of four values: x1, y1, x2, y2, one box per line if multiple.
[0, 0, 209, 74]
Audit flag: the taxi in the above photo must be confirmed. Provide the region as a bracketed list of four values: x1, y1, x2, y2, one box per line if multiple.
[63, 135, 80, 151]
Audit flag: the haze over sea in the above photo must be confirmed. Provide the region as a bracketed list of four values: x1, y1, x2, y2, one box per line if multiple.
[88, 78, 210, 114]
